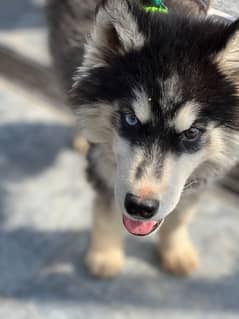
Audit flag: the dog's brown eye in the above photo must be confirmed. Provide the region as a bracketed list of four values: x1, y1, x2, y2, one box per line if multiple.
[182, 127, 201, 142]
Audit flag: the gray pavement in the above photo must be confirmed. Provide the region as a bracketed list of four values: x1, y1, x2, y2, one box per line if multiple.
[0, 0, 50, 66]
[1, 1, 239, 318]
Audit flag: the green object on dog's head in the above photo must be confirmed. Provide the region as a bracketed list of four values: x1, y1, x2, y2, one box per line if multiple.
[144, 0, 168, 14]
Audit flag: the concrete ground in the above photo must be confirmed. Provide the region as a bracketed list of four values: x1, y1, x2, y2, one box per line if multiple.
[1, 1, 239, 318]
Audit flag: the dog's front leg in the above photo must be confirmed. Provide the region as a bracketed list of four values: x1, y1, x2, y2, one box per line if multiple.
[157, 193, 200, 276]
[86, 195, 125, 278]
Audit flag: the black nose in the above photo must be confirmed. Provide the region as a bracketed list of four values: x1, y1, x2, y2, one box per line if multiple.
[124, 193, 159, 219]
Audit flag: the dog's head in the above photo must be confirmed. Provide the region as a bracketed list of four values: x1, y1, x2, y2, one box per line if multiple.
[71, 0, 239, 235]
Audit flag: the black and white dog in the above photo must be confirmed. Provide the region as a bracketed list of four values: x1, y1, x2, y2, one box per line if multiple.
[47, 0, 239, 277]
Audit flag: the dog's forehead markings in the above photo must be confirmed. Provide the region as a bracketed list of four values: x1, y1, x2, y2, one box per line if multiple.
[173, 102, 199, 133]
[157, 74, 183, 111]
[132, 88, 151, 123]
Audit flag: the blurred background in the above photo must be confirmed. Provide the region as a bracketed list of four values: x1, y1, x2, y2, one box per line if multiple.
[0, 1, 239, 318]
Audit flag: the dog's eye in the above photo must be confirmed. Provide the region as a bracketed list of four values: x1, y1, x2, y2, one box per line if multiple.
[125, 114, 139, 127]
[179, 127, 204, 153]
[181, 127, 202, 142]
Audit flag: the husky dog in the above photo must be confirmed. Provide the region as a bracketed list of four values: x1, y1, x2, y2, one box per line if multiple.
[47, 0, 239, 278]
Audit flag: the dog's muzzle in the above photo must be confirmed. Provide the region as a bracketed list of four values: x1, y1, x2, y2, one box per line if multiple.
[124, 193, 159, 219]
[123, 193, 164, 236]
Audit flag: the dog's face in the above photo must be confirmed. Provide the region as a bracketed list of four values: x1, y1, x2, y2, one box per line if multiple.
[71, 0, 239, 235]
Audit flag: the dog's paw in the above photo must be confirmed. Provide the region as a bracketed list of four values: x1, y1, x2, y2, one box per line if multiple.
[158, 241, 199, 276]
[85, 249, 125, 278]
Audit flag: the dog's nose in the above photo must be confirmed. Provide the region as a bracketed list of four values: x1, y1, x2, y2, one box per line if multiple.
[124, 193, 159, 219]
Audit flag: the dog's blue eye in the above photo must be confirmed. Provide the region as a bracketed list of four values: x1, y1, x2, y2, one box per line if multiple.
[125, 114, 138, 126]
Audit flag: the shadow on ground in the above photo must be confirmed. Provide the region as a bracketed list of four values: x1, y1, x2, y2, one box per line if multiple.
[0, 0, 45, 30]
[0, 228, 238, 312]
[0, 121, 75, 223]
[0, 122, 74, 179]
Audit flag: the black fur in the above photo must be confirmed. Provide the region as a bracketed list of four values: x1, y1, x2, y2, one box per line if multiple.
[48, 0, 239, 194]
[71, 11, 239, 152]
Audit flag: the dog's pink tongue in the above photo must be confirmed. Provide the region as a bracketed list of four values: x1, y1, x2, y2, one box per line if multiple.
[123, 215, 158, 236]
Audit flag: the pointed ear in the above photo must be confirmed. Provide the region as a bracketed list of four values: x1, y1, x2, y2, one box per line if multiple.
[215, 20, 239, 82]
[83, 0, 145, 67]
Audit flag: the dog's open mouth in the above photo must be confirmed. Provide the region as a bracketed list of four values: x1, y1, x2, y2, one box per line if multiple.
[123, 215, 164, 236]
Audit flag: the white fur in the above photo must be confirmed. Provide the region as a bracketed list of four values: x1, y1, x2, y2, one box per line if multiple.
[173, 102, 199, 133]
[75, 103, 113, 143]
[111, 124, 237, 222]
[132, 88, 151, 123]
[215, 30, 239, 84]
[112, 133, 205, 220]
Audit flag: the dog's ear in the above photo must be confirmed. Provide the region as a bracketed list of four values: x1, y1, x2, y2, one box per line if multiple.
[215, 20, 239, 82]
[84, 0, 144, 67]
[164, 0, 211, 17]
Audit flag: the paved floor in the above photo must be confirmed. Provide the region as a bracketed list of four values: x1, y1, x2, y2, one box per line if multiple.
[1, 1, 239, 318]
